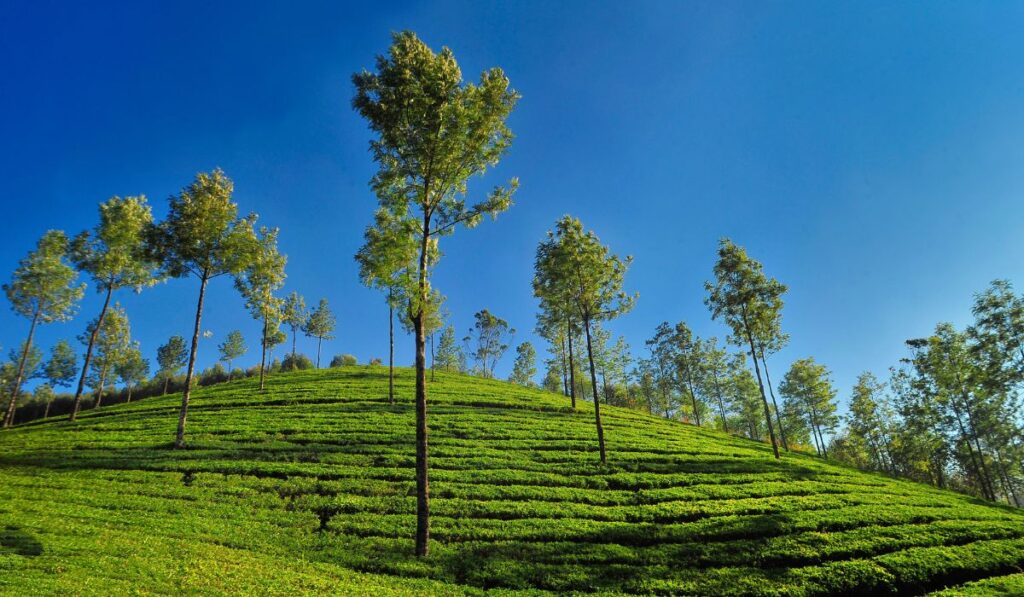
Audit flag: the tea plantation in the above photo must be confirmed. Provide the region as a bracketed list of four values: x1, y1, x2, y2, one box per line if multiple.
[1, 367, 1023, 595]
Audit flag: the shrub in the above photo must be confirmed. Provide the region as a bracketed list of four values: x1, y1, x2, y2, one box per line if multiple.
[199, 364, 228, 387]
[331, 354, 358, 368]
[282, 353, 314, 371]
[369, 357, 383, 366]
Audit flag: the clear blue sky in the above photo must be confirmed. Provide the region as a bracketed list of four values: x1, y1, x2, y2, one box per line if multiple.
[3, 1, 1024, 413]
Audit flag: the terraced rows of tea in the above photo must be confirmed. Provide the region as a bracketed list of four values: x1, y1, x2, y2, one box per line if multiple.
[2, 367, 1024, 595]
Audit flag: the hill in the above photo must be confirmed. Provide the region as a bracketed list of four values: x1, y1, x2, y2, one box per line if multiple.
[1, 367, 1023, 595]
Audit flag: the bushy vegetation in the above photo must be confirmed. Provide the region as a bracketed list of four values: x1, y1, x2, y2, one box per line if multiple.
[1, 367, 1022, 594]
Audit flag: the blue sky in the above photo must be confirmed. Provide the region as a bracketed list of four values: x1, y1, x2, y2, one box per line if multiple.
[2, 1, 1024, 413]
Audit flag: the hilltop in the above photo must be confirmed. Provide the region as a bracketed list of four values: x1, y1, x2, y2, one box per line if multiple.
[1, 367, 1023, 595]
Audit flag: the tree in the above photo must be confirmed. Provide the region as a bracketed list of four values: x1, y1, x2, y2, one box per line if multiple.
[847, 371, 895, 474]
[752, 304, 791, 452]
[3, 230, 84, 428]
[704, 238, 787, 459]
[356, 207, 418, 402]
[536, 310, 575, 407]
[465, 309, 513, 378]
[80, 303, 132, 409]
[303, 299, 336, 369]
[218, 331, 247, 377]
[281, 292, 308, 359]
[699, 337, 731, 433]
[645, 322, 678, 418]
[69, 195, 159, 421]
[779, 357, 838, 458]
[43, 340, 77, 417]
[147, 169, 261, 448]
[236, 226, 286, 390]
[115, 343, 148, 402]
[352, 31, 519, 556]
[156, 336, 188, 395]
[671, 321, 706, 426]
[434, 324, 463, 373]
[728, 355, 765, 441]
[534, 216, 636, 464]
[1, 343, 43, 425]
[509, 341, 537, 386]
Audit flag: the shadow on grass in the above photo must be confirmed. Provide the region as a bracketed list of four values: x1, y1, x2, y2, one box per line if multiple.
[0, 525, 43, 556]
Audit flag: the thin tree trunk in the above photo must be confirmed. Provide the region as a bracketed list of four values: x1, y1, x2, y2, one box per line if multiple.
[560, 334, 569, 397]
[175, 273, 208, 449]
[3, 308, 41, 428]
[291, 328, 297, 359]
[389, 302, 395, 403]
[961, 394, 997, 502]
[742, 308, 779, 459]
[413, 210, 431, 558]
[807, 400, 828, 458]
[95, 364, 108, 409]
[71, 285, 112, 421]
[684, 370, 701, 426]
[950, 404, 992, 500]
[760, 353, 789, 451]
[259, 316, 268, 391]
[583, 317, 607, 464]
[567, 321, 577, 410]
[127, 383, 133, 403]
[316, 337, 322, 369]
[712, 369, 729, 433]
[163, 376, 170, 396]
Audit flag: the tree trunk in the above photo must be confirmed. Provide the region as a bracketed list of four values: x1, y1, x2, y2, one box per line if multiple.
[950, 403, 992, 500]
[71, 285, 113, 421]
[807, 400, 827, 458]
[712, 369, 728, 433]
[95, 364, 108, 409]
[127, 383, 134, 403]
[760, 353, 789, 451]
[175, 274, 208, 449]
[960, 393, 997, 502]
[583, 316, 607, 464]
[389, 302, 395, 403]
[559, 334, 569, 397]
[3, 307, 40, 428]
[566, 321, 577, 410]
[259, 316, 268, 391]
[413, 211, 431, 558]
[44, 396, 53, 419]
[163, 376, 170, 396]
[316, 337, 322, 369]
[742, 308, 779, 459]
[601, 369, 610, 405]
[684, 370, 701, 426]
[430, 331, 435, 383]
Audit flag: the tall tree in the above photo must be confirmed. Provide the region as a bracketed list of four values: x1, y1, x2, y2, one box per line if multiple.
[69, 196, 159, 421]
[281, 292, 308, 360]
[753, 308, 791, 451]
[303, 299, 336, 369]
[645, 322, 678, 418]
[847, 371, 895, 474]
[465, 309, 513, 378]
[705, 238, 787, 459]
[43, 339, 77, 418]
[3, 231, 84, 428]
[534, 216, 636, 464]
[1, 344, 43, 425]
[147, 169, 261, 448]
[218, 331, 247, 377]
[356, 207, 418, 401]
[156, 336, 188, 395]
[672, 321, 706, 426]
[236, 226, 287, 390]
[80, 303, 132, 409]
[778, 357, 838, 458]
[509, 341, 537, 386]
[352, 31, 519, 556]
[115, 342, 148, 403]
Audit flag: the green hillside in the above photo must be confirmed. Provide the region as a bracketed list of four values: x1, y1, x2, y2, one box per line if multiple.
[2, 367, 1023, 596]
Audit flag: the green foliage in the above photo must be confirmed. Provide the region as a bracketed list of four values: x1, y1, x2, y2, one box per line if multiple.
[0, 368, 1022, 595]
[508, 341, 537, 387]
[433, 325, 463, 373]
[779, 357, 839, 457]
[282, 353, 315, 372]
[71, 195, 161, 293]
[78, 303, 132, 397]
[156, 336, 188, 379]
[3, 230, 85, 324]
[218, 331, 247, 371]
[330, 354, 358, 368]
[465, 309, 513, 378]
[44, 340, 77, 389]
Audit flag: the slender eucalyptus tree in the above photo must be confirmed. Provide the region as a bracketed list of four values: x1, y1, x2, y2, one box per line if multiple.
[69, 196, 159, 420]
[147, 169, 260, 448]
[3, 231, 84, 428]
[352, 31, 519, 556]
[236, 226, 286, 390]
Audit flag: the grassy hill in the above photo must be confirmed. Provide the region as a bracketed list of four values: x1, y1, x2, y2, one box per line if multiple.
[2, 367, 1023, 595]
